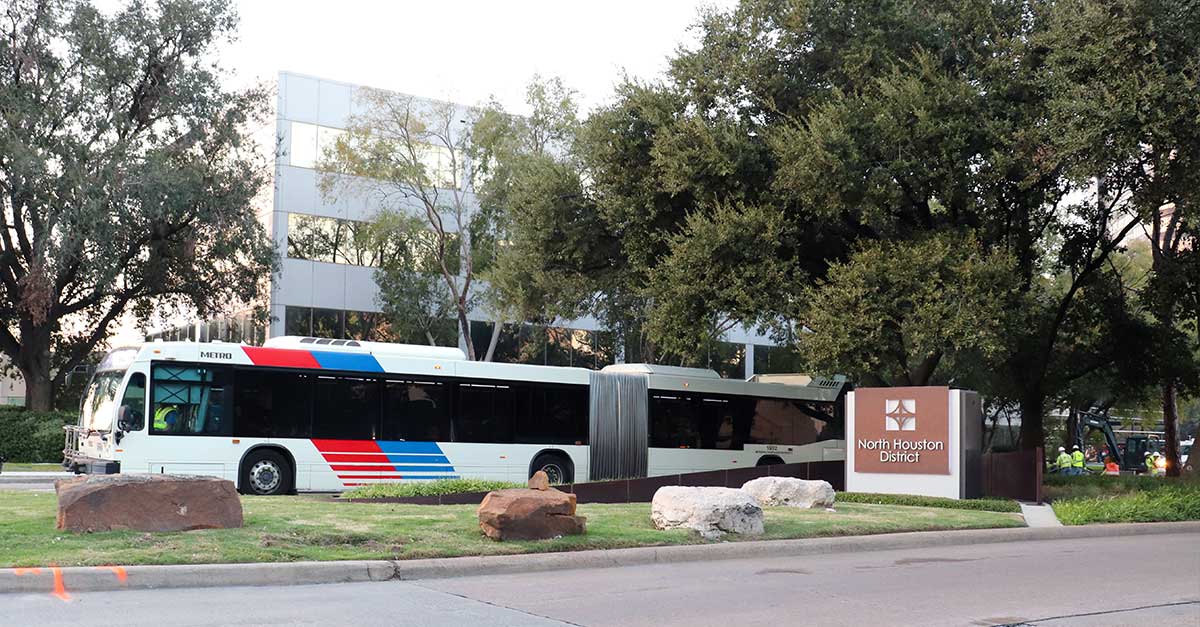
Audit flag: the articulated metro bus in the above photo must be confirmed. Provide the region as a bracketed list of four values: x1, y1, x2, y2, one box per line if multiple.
[64, 337, 847, 495]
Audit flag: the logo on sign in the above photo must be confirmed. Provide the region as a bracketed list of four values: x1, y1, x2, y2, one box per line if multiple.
[885, 399, 916, 431]
[200, 351, 233, 360]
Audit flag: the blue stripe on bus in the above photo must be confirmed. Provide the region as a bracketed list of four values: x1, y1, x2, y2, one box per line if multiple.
[399, 475, 460, 480]
[310, 351, 384, 372]
[376, 441, 445, 455]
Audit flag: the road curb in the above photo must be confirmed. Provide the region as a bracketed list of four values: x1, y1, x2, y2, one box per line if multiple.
[2, 521, 1197, 595]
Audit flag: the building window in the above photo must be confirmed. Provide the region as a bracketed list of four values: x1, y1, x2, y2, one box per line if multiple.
[285, 306, 312, 336]
[287, 213, 457, 272]
[289, 122, 319, 168]
[753, 344, 804, 375]
[470, 322, 615, 370]
[312, 308, 344, 338]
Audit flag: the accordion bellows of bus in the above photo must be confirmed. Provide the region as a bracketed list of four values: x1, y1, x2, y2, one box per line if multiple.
[63, 337, 848, 495]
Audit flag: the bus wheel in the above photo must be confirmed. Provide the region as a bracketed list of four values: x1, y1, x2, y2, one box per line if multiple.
[757, 455, 785, 467]
[532, 453, 573, 485]
[240, 450, 292, 496]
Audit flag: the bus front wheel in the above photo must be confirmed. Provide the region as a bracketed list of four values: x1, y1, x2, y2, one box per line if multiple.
[531, 453, 573, 485]
[240, 449, 292, 496]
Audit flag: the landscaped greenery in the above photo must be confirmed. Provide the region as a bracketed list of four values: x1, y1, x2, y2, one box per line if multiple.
[838, 492, 1021, 513]
[0, 490, 1023, 568]
[1046, 474, 1200, 525]
[1, 463, 66, 473]
[342, 479, 524, 499]
[0, 407, 75, 464]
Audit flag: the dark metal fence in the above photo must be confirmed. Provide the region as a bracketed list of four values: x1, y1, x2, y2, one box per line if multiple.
[345, 461, 846, 505]
[982, 447, 1043, 503]
[561, 461, 845, 504]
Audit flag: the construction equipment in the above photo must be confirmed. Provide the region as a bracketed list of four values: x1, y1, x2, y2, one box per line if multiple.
[1073, 411, 1153, 473]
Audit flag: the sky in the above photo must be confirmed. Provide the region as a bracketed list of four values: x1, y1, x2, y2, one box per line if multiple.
[220, 0, 737, 114]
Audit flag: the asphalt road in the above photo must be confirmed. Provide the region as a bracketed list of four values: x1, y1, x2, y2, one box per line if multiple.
[2, 532, 1197, 626]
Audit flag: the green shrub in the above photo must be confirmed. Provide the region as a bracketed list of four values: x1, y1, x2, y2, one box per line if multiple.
[342, 478, 524, 499]
[1043, 473, 1198, 501]
[837, 492, 1021, 513]
[1052, 487, 1200, 525]
[0, 407, 76, 464]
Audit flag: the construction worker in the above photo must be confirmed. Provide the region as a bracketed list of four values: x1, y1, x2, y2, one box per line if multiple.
[1148, 451, 1165, 476]
[1055, 447, 1073, 474]
[153, 405, 178, 433]
[1071, 445, 1085, 475]
[1144, 451, 1156, 475]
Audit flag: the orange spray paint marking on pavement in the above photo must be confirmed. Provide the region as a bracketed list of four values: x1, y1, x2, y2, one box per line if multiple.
[95, 566, 128, 583]
[13, 567, 43, 576]
[50, 567, 70, 601]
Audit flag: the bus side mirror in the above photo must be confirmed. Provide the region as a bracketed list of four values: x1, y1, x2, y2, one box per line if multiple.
[117, 405, 143, 432]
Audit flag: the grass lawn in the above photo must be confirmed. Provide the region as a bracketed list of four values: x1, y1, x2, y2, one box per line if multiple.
[1, 463, 65, 473]
[0, 490, 1024, 568]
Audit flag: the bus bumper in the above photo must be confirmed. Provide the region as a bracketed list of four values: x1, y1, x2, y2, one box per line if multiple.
[63, 457, 120, 475]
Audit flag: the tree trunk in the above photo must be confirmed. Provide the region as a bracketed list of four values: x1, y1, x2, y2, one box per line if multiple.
[455, 306, 475, 360]
[1162, 381, 1181, 478]
[15, 326, 54, 411]
[1018, 389, 1045, 451]
[1064, 405, 1079, 450]
[483, 321, 503, 362]
[23, 369, 53, 412]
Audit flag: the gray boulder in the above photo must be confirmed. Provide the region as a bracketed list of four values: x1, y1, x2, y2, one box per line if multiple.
[742, 476, 836, 509]
[650, 486, 764, 539]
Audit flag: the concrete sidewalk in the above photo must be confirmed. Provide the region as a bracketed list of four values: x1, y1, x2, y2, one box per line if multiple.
[1019, 501, 1063, 527]
[0, 471, 71, 482]
[2, 521, 1196, 596]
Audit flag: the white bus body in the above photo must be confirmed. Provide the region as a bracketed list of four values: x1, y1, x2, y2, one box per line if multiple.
[64, 338, 846, 494]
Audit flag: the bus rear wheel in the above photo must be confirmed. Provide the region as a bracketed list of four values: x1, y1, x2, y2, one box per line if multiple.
[531, 453, 573, 485]
[240, 449, 292, 496]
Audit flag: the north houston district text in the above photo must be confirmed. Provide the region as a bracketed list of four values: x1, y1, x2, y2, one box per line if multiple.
[856, 438, 945, 463]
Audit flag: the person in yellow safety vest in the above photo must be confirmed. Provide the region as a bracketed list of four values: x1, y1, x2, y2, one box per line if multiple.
[1148, 451, 1165, 476]
[1144, 451, 1156, 475]
[1055, 447, 1073, 474]
[1071, 445, 1085, 474]
[153, 405, 178, 432]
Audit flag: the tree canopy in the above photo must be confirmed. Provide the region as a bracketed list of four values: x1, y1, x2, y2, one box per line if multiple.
[480, 0, 1200, 450]
[0, 0, 275, 408]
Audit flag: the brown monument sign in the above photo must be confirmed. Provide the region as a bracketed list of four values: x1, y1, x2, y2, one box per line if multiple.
[854, 386, 950, 475]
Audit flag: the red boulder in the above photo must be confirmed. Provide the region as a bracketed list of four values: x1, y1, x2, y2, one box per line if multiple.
[56, 474, 243, 532]
[477, 488, 586, 541]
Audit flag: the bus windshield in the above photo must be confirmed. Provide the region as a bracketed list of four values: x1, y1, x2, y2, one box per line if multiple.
[81, 371, 124, 431]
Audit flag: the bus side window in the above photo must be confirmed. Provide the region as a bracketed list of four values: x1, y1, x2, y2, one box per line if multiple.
[118, 373, 147, 431]
[382, 381, 449, 442]
[151, 365, 230, 436]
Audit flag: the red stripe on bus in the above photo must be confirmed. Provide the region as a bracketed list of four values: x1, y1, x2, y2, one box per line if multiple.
[320, 453, 392, 463]
[330, 464, 399, 472]
[312, 439, 381, 453]
[242, 346, 321, 369]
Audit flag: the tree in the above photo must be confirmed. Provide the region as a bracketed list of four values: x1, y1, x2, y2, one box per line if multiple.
[0, 0, 275, 409]
[1039, 0, 1200, 472]
[364, 212, 460, 347]
[796, 232, 1019, 388]
[319, 89, 497, 359]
